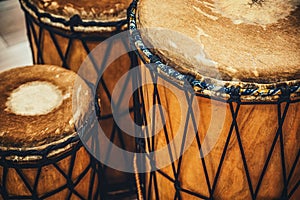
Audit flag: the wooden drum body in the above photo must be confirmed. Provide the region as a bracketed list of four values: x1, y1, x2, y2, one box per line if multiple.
[0, 65, 99, 199]
[138, 74, 299, 200]
[129, 0, 300, 199]
[19, 0, 136, 193]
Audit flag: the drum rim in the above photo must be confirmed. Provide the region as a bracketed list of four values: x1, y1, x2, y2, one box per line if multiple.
[0, 133, 78, 161]
[20, 0, 128, 33]
[128, 0, 300, 102]
[0, 115, 95, 162]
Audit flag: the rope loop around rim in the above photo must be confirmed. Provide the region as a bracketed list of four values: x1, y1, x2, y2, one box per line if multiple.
[0, 135, 80, 160]
[0, 115, 95, 161]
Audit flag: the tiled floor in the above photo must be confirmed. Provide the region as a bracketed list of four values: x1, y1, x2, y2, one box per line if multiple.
[0, 0, 32, 72]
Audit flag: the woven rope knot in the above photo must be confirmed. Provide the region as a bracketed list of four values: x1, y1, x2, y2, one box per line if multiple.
[279, 85, 291, 102]
[68, 14, 82, 27]
[174, 180, 181, 191]
[229, 86, 241, 102]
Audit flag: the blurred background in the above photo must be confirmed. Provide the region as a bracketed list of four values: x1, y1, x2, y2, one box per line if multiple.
[0, 0, 32, 71]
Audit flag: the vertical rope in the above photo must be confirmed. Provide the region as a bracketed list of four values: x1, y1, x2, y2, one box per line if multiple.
[134, 154, 144, 200]
[278, 103, 288, 198]
[24, 13, 35, 63]
[27, 18, 44, 64]
[1, 165, 9, 199]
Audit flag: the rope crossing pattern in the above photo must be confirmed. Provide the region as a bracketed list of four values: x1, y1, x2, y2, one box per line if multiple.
[0, 137, 101, 199]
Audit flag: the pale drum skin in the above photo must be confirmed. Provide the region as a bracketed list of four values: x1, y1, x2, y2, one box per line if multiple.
[135, 0, 300, 199]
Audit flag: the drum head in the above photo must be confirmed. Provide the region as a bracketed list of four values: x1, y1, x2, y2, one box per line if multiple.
[137, 0, 300, 84]
[0, 65, 93, 151]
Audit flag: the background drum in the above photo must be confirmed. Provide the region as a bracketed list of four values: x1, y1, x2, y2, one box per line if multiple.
[19, 0, 136, 196]
[0, 65, 100, 199]
[129, 0, 299, 199]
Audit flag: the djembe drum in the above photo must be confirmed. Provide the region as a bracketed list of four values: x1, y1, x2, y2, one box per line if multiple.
[129, 0, 299, 199]
[0, 65, 100, 199]
[19, 0, 136, 195]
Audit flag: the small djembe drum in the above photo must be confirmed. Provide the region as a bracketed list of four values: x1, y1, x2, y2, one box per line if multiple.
[19, 0, 136, 194]
[129, 0, 299, 199]
[0, 65, 100, 199]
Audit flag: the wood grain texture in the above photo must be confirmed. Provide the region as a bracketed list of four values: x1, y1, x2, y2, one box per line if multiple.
[141, 64, 299, 199]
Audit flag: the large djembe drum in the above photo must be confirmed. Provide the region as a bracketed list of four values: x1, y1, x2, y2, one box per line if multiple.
[129, 0, 299, 199]
[0, 65, 100, 199]
[19, 0, 136, 194]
